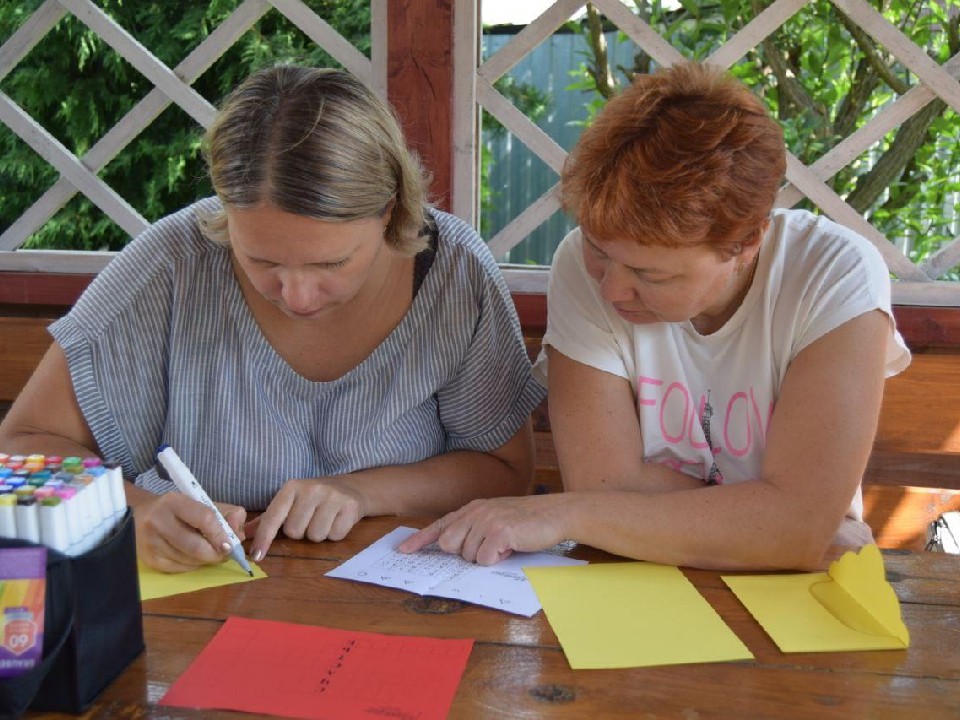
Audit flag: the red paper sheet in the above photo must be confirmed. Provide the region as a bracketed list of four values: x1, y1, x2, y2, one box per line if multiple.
[160, 616, 473, 720]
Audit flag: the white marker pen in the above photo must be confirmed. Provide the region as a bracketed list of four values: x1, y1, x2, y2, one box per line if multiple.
[156, 445, 253, 576]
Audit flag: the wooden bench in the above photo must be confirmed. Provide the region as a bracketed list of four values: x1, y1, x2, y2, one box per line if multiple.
[0, 316, 55, 413]
[3, 314, 959, 550]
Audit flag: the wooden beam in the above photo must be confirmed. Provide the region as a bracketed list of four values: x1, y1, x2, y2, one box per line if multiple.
[0, 271, 96, 307]
[891, 305, 960, 352]
[512, 292, 548, 336]
[5, 269, 960, 352]
[387, 0, 455, 211]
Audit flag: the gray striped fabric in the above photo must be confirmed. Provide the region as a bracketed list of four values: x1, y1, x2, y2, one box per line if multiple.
[50, 198, 545, 509]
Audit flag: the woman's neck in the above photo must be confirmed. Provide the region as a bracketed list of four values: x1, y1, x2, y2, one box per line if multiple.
[691, 252, 759, 335]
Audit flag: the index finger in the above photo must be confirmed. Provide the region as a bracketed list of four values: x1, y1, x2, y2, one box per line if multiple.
[250, 488, 296, 561]
[398, 519, 445, 554]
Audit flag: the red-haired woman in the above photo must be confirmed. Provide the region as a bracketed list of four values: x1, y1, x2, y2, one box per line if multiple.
[402, 62, 910, 571]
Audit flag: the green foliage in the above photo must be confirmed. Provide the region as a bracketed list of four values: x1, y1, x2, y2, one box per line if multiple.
[479, 77, 551, 236]
[484, 76, 551, 138]
[567, 0, 960, 277]
[0, 0, 370, 250]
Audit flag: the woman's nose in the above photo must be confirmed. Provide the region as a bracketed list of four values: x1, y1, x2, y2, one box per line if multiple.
[280, 274, 317, 313]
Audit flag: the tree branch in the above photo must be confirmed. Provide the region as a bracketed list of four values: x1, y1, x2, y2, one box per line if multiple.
[834, 58, 879, 138]
[751, 0, 825, 123]
[846, 98, 944, 213]
[585, 3, 616, 98]
[836, 9, 910, 94]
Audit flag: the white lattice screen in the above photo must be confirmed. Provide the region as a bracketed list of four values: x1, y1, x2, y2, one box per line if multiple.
[1, 0, 959, 307]
[456, 0, 960, 304]
[0, 0, 386, 273]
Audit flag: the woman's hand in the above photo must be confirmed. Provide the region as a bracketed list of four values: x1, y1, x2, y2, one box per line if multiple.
[134, 493, 247, 573]
[247, 477, 369, 561]
[398, 495, 569, 565]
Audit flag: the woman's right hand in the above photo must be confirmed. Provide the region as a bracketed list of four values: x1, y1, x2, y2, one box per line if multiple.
[133, 492, 247, 573]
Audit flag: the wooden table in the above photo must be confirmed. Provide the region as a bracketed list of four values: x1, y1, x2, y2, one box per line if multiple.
[29, 517, 960, 719]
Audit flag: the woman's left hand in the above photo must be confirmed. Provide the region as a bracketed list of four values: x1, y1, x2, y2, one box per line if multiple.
[247, 477, 369, 561]
[398, 495, 568, 565]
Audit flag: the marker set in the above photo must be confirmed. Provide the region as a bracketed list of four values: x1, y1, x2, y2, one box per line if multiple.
[0, 453, 126, 556]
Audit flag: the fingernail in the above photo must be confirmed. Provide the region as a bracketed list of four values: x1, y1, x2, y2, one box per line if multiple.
[252, 549, 263, 562]
[221, 542, 231, 553]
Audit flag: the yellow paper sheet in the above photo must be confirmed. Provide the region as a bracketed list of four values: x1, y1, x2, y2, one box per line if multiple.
[138, 559, 267, 601]
[524, 562, 753, 669]
[722, 544, 909, 653]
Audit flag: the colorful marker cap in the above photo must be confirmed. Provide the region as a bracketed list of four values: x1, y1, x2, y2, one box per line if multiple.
[61, 457, 83, 473]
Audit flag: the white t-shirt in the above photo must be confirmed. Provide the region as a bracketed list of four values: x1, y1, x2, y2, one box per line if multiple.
[536, 208, 911, 522]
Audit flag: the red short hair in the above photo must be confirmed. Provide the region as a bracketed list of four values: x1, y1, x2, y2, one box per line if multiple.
[561, 62, 786, 257]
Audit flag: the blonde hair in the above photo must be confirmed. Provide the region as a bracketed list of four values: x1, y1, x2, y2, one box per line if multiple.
[200, 66, 430, 255]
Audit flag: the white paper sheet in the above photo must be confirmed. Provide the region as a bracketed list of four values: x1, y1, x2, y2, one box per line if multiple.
[326, 527, 587, 616]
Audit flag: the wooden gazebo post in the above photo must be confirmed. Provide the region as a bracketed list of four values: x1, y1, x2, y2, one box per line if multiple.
[387, 0, 456, 213]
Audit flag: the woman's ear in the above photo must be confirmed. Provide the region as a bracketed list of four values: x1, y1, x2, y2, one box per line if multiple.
[739, 221, 768, 257]
[381, 197, 397, 219]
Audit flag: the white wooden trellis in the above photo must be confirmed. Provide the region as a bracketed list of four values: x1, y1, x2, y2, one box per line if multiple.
[1, 0, 959, 307]
[0, 0, 386, 273]
[453, 0, 960, 305]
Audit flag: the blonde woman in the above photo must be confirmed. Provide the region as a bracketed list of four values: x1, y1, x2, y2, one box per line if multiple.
[0, 67, 543, 572]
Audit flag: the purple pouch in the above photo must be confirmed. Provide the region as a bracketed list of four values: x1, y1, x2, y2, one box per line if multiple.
[0, 547, 47, 678]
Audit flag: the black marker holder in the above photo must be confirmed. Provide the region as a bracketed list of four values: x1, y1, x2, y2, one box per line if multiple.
[0, 508, 144, 716]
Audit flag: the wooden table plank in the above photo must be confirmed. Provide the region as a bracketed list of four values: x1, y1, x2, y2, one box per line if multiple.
[31, 615, 960, 720]
[22, 517, 960, 719]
